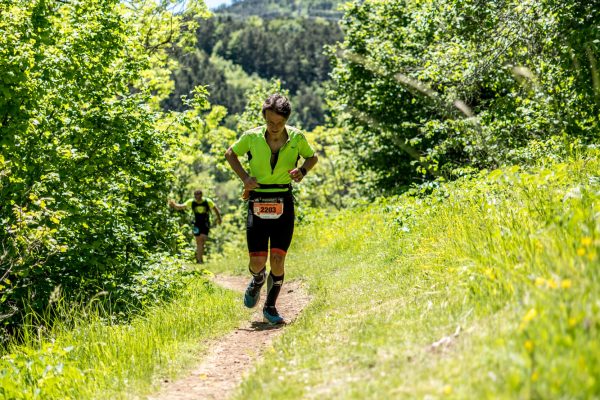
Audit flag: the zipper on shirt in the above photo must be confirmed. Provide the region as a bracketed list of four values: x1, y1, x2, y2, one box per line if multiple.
[267, 137, 290, 174]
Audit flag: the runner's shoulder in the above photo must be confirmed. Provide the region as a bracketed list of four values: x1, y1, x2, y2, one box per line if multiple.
[243, 126, 266, 137]
[285, 125, 307, 140]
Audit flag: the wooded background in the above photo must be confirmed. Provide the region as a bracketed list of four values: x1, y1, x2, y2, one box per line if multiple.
[1, 0, 598, 339]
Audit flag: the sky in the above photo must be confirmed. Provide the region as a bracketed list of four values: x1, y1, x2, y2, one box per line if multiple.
[204, 0, 231, 9]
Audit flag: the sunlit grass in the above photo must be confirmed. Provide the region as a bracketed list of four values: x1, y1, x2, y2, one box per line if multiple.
[0, 276, 250, 399]
[2, 155, 597, 399]
[218, 155, 599, 399]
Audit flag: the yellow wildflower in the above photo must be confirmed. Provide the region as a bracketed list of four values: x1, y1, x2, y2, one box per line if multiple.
[523, 308, 537, 323]
[561, 279, 572, 289]
[534, 277, 545, 287]
[484, 267, 495, 280]
[520, 308, 537, 331]
[581, 237, 592, 246]
[524, 340, 534, 352]
[577, 247, 586, 256]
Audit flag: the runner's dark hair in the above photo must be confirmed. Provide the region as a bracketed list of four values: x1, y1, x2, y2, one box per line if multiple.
[262, 94, 291, 118]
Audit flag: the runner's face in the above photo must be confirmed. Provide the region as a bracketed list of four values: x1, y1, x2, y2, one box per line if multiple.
[265, 110, 287, 135]
[194, 192, 203, 201]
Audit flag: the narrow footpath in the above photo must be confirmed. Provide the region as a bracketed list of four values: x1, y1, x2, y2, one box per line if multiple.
[148, 275, 310, 400]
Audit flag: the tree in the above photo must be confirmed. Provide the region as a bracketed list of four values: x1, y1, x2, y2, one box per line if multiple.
[0, 0, 208, 334]
[166, 12, 343, 130]
[329, 0, 600, 193]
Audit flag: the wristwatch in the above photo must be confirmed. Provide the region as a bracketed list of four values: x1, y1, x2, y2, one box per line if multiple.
[300, 167, 307, 176]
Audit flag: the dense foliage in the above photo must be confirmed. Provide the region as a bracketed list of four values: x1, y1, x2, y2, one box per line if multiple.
[0, 0, 208, 335]
[163, 10, 343, 130]
[329, 0, 600, 192]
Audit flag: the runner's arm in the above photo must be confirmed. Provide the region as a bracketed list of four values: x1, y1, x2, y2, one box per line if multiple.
[212, 204, 223, 225]
[168, 199, 188, 211]
[225, 146, 259, 190]
[290, 154, 318, 182]
[301, 154, 318, 174]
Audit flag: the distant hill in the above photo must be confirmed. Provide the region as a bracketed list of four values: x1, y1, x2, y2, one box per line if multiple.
[163, 0, 345, 130]
[215, 0, 345, 19]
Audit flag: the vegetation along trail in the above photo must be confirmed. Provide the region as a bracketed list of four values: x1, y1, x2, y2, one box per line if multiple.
[149, 275, 311, 400]
[2, 0, 598, 398]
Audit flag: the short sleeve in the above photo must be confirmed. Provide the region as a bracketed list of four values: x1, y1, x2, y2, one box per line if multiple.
[231, 132, 251, 156]
[297, 134, 315, 159]
[183, 199, 193, 208]
[207, 198, 215, 208]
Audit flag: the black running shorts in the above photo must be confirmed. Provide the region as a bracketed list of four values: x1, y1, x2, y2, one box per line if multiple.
[193, 220, 210, 237]
[246, 192, 294, 256]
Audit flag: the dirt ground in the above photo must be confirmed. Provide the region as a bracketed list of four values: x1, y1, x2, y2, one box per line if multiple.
[148, 274, 310, 400]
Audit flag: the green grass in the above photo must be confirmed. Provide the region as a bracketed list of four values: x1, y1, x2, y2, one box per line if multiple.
[0, 276, 250, 399]
[210, 156, 599, 399]
[1, 155, 597, 399]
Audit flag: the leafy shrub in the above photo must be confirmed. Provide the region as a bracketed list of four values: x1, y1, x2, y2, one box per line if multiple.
[329, 0, 600, 193]
[0, 0, 204, 336]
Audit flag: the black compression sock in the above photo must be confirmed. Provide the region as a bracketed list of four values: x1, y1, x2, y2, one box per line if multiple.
[251, 267, 266, 286]
[265, 272, 284, 307]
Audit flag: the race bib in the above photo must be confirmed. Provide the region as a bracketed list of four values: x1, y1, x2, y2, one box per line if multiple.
[253, 198, 284, 219]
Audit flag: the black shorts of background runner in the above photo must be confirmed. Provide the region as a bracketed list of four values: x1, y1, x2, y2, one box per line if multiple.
[246, 191, 294, 256]
[193, 220, 210, 236]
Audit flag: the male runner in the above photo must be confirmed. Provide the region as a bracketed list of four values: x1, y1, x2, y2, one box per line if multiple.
[169, 189, 222, 264]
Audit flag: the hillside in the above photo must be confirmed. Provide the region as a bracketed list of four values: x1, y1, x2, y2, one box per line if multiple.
[217, 157, 600, 399]
[162, 0, 344, 130]
[216, 0, 344, 19]
[3, 0, 598, 397]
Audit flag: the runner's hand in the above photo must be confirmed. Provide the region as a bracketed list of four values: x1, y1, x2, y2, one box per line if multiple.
[243, 176, 259, 190]
[289, 168, 304, 182]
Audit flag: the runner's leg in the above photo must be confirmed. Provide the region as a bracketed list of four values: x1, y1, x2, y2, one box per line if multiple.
[263, 259, 285, 324]
[245, 201, 269, 308]
[265, 249, 285, 308]
[244, 255, 267, 308]
[195, 234, 208, 263]
[263, 196, 293, 323]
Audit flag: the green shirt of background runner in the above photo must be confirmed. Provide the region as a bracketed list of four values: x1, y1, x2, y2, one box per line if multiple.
[183, 197, 216, 214]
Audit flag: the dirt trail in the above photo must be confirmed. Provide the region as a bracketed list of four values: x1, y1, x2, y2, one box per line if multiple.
[148, 275, 310, 400]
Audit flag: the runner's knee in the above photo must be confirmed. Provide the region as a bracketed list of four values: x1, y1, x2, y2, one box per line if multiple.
[249, 256, 267, 272]
[269, 251, 286, 275]
[270, 250, 286, 264]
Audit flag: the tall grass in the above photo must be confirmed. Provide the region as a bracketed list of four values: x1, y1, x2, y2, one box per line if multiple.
[0, 277, 249, 399]
[1, 154, 596, 399]
[211, 155, 599, 399]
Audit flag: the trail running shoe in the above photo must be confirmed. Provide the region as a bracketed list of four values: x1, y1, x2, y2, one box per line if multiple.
[243, 279, 262, 308]
[263, 306, 285, 325]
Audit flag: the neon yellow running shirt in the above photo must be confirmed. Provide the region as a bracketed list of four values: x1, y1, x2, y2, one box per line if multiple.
[231, 126, 315, 193]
